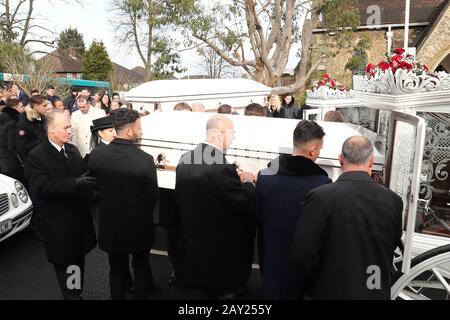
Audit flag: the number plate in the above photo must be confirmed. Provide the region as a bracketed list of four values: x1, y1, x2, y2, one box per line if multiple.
[0, 220, 12, 235]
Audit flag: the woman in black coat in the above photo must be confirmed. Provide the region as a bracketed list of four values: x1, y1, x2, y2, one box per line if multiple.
[281, 94, 301, 119]
[0, 99, 25, 182]
[266, 94, 285, 118]
[99, 93, 111, 115]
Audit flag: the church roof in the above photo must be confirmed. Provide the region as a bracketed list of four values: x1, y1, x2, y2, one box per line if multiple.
[357, 0, 448, 26]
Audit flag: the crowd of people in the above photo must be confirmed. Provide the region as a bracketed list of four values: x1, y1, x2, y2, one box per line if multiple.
[171, 93, 311, 119]
[0, 85, 136, 241]
[0, 84, 401, 301]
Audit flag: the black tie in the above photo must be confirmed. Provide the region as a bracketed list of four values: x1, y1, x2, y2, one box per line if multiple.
[60, 148, 67, 159]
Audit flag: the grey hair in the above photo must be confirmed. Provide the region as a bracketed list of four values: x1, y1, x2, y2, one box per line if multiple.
[77, 96, 88, 103]
[342, 136, 374, 165]
[44, 110, 69, 133]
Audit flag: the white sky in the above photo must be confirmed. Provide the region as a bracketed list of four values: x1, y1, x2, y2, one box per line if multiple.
[28, 0, 203, 76]
[29, 0, 300, 77]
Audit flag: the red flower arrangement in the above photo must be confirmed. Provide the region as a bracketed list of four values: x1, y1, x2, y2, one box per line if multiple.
[366, 48, 430, 78]
[311, 73, 347, 92]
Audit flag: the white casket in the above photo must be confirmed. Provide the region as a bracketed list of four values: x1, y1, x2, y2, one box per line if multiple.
[125, 78, 272, 113]
[140, 112, 385, 190]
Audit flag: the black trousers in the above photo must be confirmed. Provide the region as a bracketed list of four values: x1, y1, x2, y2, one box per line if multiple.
[53, 258, 85, 300]
[167, 227, 180, 276]
[108, 251, 154, 300]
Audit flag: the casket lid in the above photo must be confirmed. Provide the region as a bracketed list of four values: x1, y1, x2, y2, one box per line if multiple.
[140, 112, 385, 165]
[125, 78, 272, 103]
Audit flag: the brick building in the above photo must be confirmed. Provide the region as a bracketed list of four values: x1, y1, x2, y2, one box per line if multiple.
[311, 0, 450, 86]
[38, 48, 145, 90]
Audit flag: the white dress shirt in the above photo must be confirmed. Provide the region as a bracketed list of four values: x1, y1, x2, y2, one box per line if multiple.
[49, 139, 66, 157]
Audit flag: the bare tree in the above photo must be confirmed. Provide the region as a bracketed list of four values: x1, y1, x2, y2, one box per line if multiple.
[0, 0, 83, 49]
[110, 0, 185, 81]
[4, 48, 70, 97]
[183, 0, 360, 95]
[197, 46, 238, 79]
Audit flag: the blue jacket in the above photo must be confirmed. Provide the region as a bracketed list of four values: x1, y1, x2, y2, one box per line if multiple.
[256, 154, 331, 299]
[18, 90, 29, 106]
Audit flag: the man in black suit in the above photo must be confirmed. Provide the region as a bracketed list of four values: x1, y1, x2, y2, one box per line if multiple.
[25, 111, 97, 300]
[292, 136, 403, 300]
[175, 115, 256, 299]
[89, 109, 159, 300]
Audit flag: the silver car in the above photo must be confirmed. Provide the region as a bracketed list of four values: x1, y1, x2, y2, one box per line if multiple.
[0, 174, 33, 242]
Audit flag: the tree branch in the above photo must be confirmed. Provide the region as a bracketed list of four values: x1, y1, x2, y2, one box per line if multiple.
[19, 0, 33, 46]
[131, 10, 146, 66]
[246, 0, 274, 78]
[193, 33, 256, 68]
[271, 59, 321, 95]
[266, 0, 281, 53]
[11, 0, 27, 24]
[271, 11, 320, 95]
[23, 39, 56, 46]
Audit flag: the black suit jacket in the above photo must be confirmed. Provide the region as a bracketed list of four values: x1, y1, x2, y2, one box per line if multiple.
[291, 171, 403, 300]
[175, 143, 256, 293]
[88, 138, 159, 254]
[25, 139, 96, 264]
[0, 107, 21, 173]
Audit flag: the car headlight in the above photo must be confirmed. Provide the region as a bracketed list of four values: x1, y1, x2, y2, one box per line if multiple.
[14, 181, 29, 203]
[11, 193, 19, 208]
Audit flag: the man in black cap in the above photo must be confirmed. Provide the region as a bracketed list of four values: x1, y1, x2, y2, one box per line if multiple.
[89, 109, 159, 300]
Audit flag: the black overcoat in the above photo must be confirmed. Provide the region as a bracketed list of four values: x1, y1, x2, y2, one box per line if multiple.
[0, 107, 21, 173]
[25, 139, 97, 264]
[15, 113, 46, 161]
[88, 138, 159, 254]
[175, 143, 256, 293]
[291, 171, 403, 300]
[256, 154, 331, 299]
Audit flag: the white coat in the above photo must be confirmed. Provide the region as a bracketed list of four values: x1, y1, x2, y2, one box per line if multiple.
[71, 107, 106, 158]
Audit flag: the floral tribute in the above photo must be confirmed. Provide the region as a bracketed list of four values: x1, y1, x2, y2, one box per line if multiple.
[365, 48, 430, 78]
[310, 73, 348, 92]
[353, 48, 450, 94]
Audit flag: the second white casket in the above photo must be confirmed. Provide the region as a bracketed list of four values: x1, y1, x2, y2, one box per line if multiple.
[125, 78, 272, 112]
[140, 112, 385, 189]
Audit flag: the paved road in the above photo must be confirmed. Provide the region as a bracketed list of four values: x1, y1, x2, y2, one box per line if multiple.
[0, 213, 263, 300]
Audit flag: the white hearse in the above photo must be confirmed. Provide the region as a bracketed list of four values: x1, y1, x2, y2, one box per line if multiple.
[125, 78, 272, 113]
[0, 174, 33, 242]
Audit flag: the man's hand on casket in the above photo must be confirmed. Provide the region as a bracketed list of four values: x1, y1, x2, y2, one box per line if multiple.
[239, 172, 255, 185]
